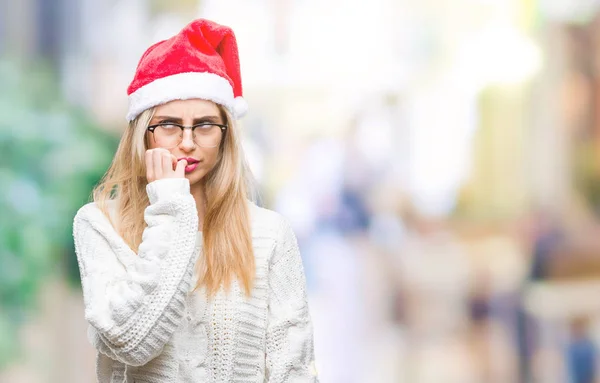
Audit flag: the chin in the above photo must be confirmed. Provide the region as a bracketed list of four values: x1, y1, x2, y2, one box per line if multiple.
[186, 171, 206, 186]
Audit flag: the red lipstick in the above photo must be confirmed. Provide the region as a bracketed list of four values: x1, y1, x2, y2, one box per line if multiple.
[178, 157, 200, 173]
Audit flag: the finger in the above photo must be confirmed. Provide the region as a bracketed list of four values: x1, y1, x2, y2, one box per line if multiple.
[153, 149, 163, 180]
[145, 150, 154, 182]
[161, 151, 173, 176]
[175, 159, 188, 178]
[170, 154, 178, 171]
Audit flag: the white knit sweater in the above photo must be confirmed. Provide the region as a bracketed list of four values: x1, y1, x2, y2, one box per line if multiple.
[73, 178, 319, 382]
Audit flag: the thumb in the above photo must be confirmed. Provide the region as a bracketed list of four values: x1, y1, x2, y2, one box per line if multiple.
[175, 159, 188, 177]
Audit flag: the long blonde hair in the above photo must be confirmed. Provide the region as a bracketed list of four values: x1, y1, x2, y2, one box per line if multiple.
[92, 105, 255, 297]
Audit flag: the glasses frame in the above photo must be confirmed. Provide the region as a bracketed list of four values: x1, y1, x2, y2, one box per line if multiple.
[147, 122, 228, 149]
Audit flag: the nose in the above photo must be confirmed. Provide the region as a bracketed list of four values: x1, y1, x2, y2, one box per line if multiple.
[179, 127, 196, 151]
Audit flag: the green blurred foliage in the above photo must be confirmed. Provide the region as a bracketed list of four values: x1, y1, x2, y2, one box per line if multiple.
[0, 59, 118, 368]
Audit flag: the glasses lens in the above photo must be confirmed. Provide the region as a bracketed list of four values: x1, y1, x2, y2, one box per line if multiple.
[153, 124, 181, 149]
[151, 124, 224, 148]
[194, 124, 223, 148]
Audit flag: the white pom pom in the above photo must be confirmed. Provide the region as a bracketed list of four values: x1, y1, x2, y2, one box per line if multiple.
[232, 96, 248, 119]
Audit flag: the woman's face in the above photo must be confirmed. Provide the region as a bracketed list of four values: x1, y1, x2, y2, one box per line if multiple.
[146, 99, 224, 186]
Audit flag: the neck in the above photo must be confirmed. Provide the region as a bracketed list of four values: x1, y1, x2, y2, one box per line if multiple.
[190, 181, 207, 232]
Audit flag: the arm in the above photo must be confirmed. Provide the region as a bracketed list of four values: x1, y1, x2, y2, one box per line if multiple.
[265, 216, 319, 382]
[73, 178, 198, 366]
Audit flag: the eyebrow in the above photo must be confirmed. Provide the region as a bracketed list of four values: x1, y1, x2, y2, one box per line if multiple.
[152, 115, 222, 124]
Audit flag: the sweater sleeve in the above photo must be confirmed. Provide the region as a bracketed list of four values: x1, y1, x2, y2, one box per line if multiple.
[73, 178, 198, 366]
[265, 216, 319, 382]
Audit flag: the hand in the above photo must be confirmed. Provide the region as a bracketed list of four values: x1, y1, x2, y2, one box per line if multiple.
[145, 148, 188, 183]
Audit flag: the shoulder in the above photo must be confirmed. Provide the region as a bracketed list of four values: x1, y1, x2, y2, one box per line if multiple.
[74, 202, 100, 222]
[248, 201, 284, 226]
[248, 201, 292, 238]
[73, 200, 132, 261]
[247, 201, 299, 262]
[73, 200, 119, 231]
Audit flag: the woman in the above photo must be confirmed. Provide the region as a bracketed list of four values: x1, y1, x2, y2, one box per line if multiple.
[73, 19, 318, 382]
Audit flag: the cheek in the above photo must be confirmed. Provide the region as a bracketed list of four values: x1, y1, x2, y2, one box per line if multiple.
[146, 133, 157, 149]
[189, 148, 220, 182]
[203, 147, 220, 169]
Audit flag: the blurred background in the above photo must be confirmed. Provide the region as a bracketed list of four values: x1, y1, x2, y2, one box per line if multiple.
[4, 0, 600, 382]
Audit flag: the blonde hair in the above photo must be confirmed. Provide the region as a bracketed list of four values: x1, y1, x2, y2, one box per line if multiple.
[92, 105, 255, 297]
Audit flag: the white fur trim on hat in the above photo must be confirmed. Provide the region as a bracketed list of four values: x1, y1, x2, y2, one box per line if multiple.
[232, 96, 248, 118]
[126, 72, 247, 121]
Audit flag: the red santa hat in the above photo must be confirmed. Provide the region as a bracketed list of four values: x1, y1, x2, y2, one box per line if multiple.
[126, 19, 247, 121]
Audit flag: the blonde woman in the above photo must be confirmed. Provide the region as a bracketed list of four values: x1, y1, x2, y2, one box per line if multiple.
[72, 19, 318, 382]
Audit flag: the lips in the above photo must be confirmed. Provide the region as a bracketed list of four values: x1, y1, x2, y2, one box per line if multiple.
[185, 162, 199, 173]
[179, 157, 199, 165]
[176, 157, 200, 173]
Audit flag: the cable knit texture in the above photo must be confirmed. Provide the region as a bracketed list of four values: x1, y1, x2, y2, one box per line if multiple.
[73, 178, 318, 382]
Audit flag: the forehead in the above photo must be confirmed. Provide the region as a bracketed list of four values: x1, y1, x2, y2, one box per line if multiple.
[154, 99, 221, 117]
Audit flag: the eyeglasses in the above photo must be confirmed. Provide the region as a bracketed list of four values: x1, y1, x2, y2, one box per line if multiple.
[147, 122, 227, 149]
